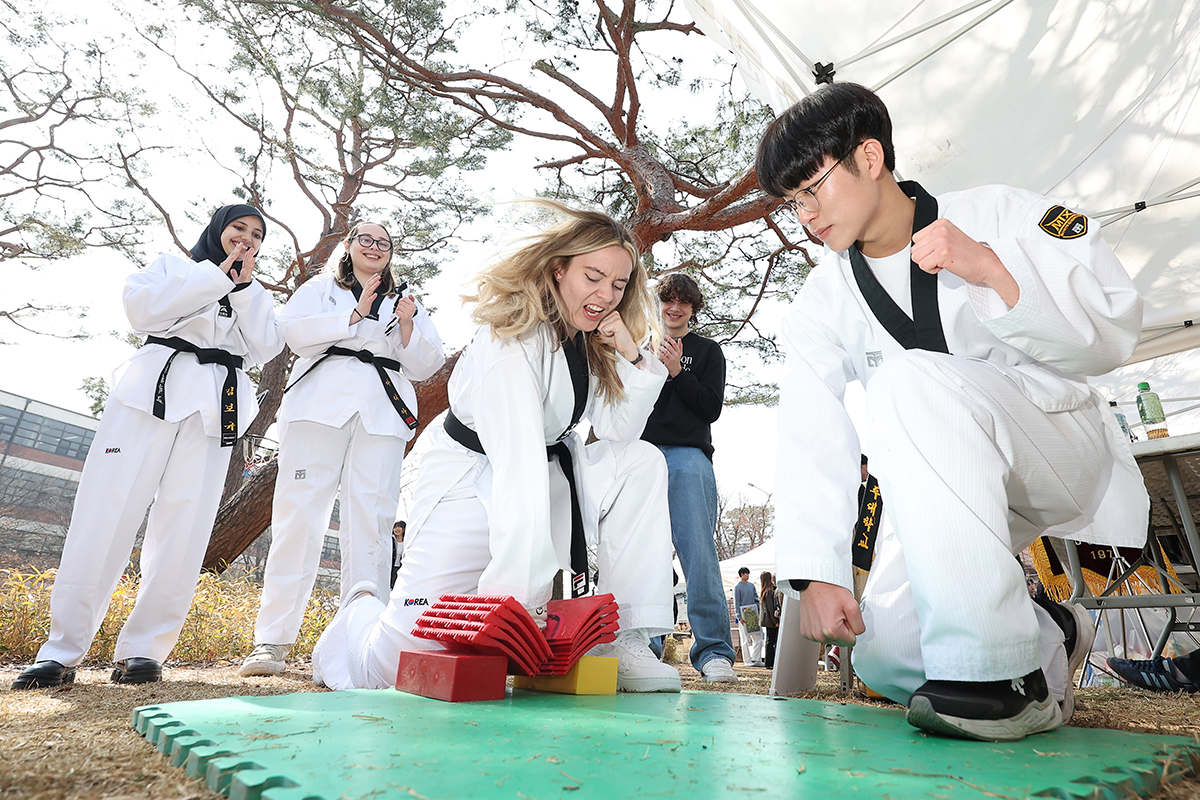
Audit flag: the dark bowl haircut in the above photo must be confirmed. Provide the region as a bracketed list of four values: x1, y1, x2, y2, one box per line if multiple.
[190, 204, 267, 272]
[755, 82, 896, 199]
[657, 272, 705, 313]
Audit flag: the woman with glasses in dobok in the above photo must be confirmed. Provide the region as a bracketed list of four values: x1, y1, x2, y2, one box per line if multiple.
[240, 221, 445, 678]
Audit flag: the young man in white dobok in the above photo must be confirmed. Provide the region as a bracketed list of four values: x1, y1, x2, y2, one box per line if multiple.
[756, 83, 1148, 741]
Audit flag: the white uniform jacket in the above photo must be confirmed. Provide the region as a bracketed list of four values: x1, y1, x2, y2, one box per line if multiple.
[277, 273, 445, 439]
[776, 184, 1148, 594]
[409, 324, 667, 605]
[112, 252, 283, 437]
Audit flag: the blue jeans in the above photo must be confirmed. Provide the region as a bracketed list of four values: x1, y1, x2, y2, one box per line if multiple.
[657, 445, 736, 670]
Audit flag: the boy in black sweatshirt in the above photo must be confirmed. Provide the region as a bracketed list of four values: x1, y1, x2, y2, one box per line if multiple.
[642, 274, 738, 682]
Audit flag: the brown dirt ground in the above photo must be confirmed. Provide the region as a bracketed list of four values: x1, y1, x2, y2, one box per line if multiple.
[1, 660, 1198, 799]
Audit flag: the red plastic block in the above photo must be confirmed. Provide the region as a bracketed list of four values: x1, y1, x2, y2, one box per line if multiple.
[395, 651, 508, 702]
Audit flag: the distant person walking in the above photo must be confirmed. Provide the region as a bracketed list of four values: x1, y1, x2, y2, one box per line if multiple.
[735, 567, 765, 667]
[760, 571, 782, 669]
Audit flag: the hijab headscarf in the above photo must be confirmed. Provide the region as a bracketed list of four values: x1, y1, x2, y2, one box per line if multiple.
[190, 204, 267, 278]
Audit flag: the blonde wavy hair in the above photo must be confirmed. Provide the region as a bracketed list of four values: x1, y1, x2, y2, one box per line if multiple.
[464, 202, 659, 403]
[329, 221, 397, 297]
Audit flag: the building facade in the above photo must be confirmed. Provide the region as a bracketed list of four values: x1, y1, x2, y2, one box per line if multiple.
[0, 389, 345, 586]
[0, 390, 98, 570]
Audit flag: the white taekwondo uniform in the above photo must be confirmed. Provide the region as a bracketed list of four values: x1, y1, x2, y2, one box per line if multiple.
[313, 323, 676, 690]
[774, 183, 1148, 706]
[253, 273, 445, 645]
[39, 252, 282, 666]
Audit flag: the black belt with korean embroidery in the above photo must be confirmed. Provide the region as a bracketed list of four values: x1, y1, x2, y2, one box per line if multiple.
[146, 336, 244, 447]
[443, 332, 592, 598]
[284, 347, 419, 430]
[849, 180, 949, 354]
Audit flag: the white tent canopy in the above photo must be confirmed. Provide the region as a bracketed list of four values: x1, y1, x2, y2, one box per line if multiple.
[684, 0, 1200, 363]
[717, 539, 777, 593]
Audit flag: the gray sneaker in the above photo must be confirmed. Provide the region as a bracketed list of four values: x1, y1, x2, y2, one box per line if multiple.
[700, 658, 738, 684]
[239, 643, 292, 677]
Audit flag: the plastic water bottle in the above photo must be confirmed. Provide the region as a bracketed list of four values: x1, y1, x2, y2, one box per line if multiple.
[1136, 382, 1169, 439]
[1109, 400, 1135, 443]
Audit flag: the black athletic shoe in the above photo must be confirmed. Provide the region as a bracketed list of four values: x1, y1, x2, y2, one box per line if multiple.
[1032, 598, 1095, 722]
[906, 668, 1063, 742]
[1107, 657, 1198, 693]
[11, 660, 76, 690]
[111, 657, 162, 685]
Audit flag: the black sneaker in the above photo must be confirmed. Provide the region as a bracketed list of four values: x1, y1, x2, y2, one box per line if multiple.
[906, 668, 1063, 742]
[11, 660, 76, 690]
[111, 657, 162, 685]
[1107, 657, 1198, 693]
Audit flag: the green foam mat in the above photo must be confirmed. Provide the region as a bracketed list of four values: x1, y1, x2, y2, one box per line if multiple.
[132, 689, 1199, 799]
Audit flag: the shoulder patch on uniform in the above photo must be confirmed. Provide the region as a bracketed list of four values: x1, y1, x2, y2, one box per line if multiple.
[1038, 206, 1088, 240]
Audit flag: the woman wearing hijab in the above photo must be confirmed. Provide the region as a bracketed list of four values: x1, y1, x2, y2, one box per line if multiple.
[311, 203, 680, 693]
[12, 204, 283, 690]
[240, 221, 444, 677]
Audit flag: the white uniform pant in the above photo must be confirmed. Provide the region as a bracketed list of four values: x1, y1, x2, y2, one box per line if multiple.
[851, 351, 1107, 705]
[38, 401, 231, 666]
[314, 435, 674, 690]
[253, 416, 405, 645]
[737, 614, 765, 665]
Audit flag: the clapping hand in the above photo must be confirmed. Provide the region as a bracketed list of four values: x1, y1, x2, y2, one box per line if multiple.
[658, 336, 683, 377]
[221, 242, 256, 285]
[352, 273, 382, 323]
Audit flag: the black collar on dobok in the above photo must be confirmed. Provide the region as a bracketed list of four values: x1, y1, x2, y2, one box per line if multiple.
[284, 346, 418, 430]
[442, 330, 594, 598]
[146, 336, 244, 447]
[350, 279, 389, 321]
[562, 332, 589, 437]
[848, 180, 949, 354]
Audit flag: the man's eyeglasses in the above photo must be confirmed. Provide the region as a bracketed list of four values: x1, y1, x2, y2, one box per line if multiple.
[781, 142, 864, 218]
[355, 234, 392, 252]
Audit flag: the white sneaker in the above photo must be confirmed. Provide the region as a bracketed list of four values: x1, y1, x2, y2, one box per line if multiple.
[239, 643, 292, 677]
[700, 658, 738, 684]
[588, 630, 681, 693]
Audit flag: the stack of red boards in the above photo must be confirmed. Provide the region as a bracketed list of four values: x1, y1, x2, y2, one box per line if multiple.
[540, 594, 620, 674]
[411, 595, 553, 676]
[408, 593, 620, 677]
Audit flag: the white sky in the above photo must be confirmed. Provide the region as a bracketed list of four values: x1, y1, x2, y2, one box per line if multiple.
[8, 0, 1196, 525]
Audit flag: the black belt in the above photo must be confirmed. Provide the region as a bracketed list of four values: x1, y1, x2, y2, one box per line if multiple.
[444, 410, 590, 598]
[146, 336, 244, 447]
[285, 346, 418, 430]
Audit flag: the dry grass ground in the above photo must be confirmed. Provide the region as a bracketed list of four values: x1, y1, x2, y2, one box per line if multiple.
[3, 571, 1198, 799]
[2, 659, 1198, 800]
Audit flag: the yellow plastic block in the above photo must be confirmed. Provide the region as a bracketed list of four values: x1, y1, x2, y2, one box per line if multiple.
[513, 657, 618, 695]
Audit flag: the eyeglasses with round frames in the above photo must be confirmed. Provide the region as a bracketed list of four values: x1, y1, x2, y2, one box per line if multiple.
[354, 234, 392, 252]
[780, 142, 864, 218]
